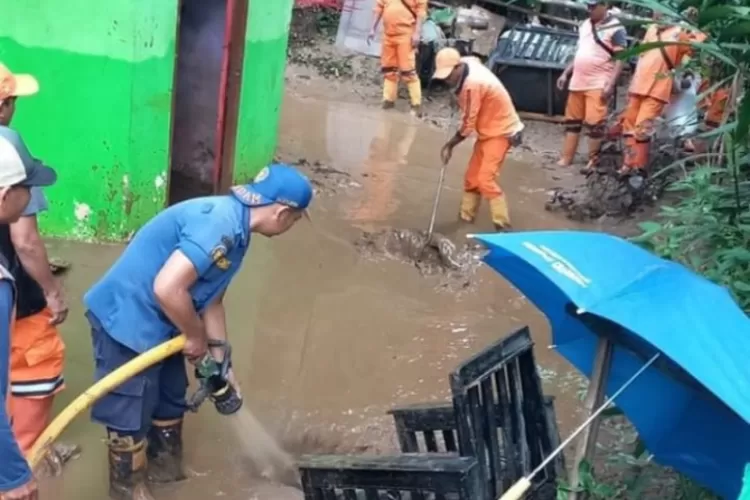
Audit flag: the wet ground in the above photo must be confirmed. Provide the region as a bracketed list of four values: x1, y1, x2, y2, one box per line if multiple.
[40, 91, 616, 499]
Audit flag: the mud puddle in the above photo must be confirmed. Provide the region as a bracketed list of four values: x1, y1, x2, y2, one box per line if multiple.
[355, 228, 485, 291]
[42, 92, 594, 500]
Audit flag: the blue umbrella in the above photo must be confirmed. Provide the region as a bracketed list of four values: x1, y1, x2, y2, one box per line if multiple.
[474, 230, 750, 499]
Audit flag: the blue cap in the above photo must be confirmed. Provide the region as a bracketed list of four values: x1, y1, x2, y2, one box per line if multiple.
[231, 163, 313, 210]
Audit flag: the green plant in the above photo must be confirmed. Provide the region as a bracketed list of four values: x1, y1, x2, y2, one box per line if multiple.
[591, 1, 749, 498]
[557, 460, 626, 499]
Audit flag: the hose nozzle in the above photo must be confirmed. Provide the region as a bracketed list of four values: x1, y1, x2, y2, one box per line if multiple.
[188, 340, 242, 415]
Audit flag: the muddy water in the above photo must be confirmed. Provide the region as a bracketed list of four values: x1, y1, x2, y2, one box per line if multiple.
[43, 93, 590, 499]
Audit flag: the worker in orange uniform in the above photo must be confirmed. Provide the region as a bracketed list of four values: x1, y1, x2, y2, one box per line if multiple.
[618, 8, 704, 175]
[556, 0, 626, 173]
[368, 0, 427, 115]
[0, 63, 79, 474]
[432, 48, 524, 231]
[685, 73, 730, 153]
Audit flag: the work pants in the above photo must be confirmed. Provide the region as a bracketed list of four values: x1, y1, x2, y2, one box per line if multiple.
[381, 35, 421, 106]
[560, 89, 608, 167]
[87, 312, 188, 442]
[463, 136, 512, 227]
[10, 308, 65, 453]
[620, 93, 666, 172]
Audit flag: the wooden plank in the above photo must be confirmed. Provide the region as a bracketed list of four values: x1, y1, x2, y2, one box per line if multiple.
[518, 111, 566, 124]
[443, 430, 457, 452]
[481, 376, 503, 499]
[495, 368, 517, 490]
[567, 338, 614, 500]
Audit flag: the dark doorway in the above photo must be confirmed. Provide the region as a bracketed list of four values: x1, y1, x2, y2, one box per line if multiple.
[167, 0, 247, 204]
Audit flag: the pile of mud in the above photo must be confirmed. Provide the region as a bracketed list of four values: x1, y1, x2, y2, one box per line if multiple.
[545, 143, 680, 221]
[356, 229, 485, 279]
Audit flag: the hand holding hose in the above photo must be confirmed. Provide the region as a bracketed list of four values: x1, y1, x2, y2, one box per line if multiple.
[183, 336, 208, 362]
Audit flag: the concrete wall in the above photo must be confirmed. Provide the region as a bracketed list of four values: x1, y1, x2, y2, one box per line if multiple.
[0, 0, 294, 241]
[233, 0, 295, 182]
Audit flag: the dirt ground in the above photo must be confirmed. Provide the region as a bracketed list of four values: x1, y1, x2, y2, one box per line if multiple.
[39, 9, 694, 500]
[278, 7, 687, 498]
[285, 8, 664, 238]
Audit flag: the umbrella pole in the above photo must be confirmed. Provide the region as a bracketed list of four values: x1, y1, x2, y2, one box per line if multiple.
[567, 338, 614, 500]
[497, 352, 661, 500]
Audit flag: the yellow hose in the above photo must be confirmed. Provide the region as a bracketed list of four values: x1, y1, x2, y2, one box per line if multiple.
[27, 335, 186, 469]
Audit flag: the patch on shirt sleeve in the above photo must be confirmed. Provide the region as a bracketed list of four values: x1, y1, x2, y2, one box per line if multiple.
[210, 241, 232, 271]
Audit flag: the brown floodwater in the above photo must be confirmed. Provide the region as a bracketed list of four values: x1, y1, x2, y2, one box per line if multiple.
[40, 93, 593, 499]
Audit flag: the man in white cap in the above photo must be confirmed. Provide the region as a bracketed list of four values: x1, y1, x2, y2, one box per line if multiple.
[0, 119, 58, 500]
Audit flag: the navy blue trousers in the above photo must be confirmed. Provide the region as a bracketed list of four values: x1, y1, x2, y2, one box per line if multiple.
[87, 312, 188, 440]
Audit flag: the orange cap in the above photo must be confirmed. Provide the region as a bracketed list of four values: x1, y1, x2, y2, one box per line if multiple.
[0, 63, 39, 101]
[432, 48, 461, 80]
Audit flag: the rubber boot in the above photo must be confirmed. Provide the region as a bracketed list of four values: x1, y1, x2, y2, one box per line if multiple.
[382, 79, 398, 109]
[458, 192, 481, 223]
[557, 132, 580, 167]
[147, 419, 187, 484]
[406, 80, 422, 117]
[581, 137, 603, 173]
[108, 435, 155, 500]
[489, 196, 511, 231]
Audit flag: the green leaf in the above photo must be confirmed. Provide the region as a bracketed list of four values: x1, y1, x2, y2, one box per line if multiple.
[719, 21, 750, 40]
[698, 5, 750, 25]
[601, 405, 625, 418]
[735, 94, 750, 143]
[633, 437, 648, 459]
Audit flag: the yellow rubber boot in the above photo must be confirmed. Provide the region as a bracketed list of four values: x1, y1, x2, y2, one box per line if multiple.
[459, 192, 481, 223]
[406, 79, 422, 116]
[557, 132, 580, 167]
[489, 196, 511, 231]
[382, 79, 398, 108]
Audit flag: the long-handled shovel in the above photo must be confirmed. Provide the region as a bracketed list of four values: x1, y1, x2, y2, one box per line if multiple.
[498, 353, 660, 500]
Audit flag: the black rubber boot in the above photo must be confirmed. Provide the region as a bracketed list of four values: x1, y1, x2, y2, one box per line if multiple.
[147, 419, 187, 484]
[107, 435, 155, 500]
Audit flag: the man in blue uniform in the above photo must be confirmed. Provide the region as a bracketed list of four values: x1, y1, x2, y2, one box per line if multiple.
[84, 164, 313, 500]
[0, 122, 58, 500]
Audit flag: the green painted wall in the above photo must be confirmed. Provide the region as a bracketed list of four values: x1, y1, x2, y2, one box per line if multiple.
[233, 0, 295, 182]
[0, 1, 178, 241]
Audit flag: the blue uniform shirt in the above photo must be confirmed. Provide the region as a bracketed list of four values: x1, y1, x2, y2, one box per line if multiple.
[0, 276, 32, 491]
[84, 195, 251, 353]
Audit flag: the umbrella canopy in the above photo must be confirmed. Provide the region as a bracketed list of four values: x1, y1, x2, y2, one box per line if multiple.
[475, 230, 750, 499]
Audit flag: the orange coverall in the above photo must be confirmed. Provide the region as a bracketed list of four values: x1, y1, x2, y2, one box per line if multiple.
[374, 0, 427, 107]
[456, 58, 523, 229]
[620, 24, 697, 172]
[10, 307, 65, 453]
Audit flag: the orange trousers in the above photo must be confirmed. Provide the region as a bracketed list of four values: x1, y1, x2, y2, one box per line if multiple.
[381, 36, 418, 83]
[564, 89, 608, 133]
[465, 136, 511, 199]
[10, 308, 65, 454]
[620, 93, 666, 171]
